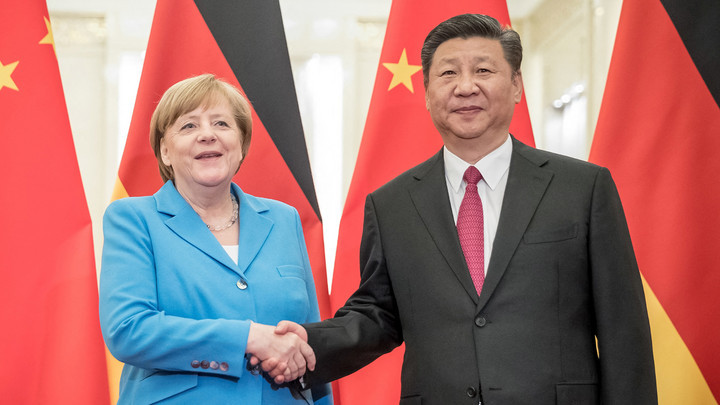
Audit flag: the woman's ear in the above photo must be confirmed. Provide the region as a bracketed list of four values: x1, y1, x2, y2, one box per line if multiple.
[160, 138, 171, 167]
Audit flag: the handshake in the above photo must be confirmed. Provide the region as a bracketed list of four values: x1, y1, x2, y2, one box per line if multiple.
[246, 320, 313, 385]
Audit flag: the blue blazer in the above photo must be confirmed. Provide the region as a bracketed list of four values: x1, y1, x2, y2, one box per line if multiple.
[99, 181, 332, 404]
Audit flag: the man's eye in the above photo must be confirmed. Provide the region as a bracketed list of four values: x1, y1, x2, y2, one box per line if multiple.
[441, 70, 455, 76]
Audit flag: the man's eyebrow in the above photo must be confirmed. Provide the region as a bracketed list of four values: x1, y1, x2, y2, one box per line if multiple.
[436, 55, 492, 64]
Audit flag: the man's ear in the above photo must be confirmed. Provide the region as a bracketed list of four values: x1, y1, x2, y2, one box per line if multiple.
[512, 70, 524, 104]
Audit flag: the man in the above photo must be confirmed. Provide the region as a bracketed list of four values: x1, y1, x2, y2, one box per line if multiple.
[268, 13, 657, 404]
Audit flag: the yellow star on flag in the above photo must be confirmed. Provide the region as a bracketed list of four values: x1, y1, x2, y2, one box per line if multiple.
[39, 16, 56, 55]
[0, 59, 20, 92]
[382, 48, 422, 93]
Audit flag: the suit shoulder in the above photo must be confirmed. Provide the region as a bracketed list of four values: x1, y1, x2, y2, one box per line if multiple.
[105, 195, 154, 216]
[102, 196, 159, 236]
[516, 142, 607, 176]
[371, 152, 442, 198]
[244, 193, 300, 218]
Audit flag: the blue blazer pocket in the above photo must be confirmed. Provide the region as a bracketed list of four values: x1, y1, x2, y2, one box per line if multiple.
[134, 371, 198, 404]
[276, 264, 305, 279]
[275, 265, 310, 316]
[523, 224, 578, 244]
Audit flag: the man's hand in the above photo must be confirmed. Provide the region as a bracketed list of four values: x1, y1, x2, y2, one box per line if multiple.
[246, 322, 315, 384]
[275, 320, 309, 340]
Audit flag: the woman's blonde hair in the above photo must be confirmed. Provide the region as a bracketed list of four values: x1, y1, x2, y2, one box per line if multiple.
[149, 74, 253, 182]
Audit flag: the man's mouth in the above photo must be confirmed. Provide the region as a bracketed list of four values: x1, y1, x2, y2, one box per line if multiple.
[454, 106, 483, 113]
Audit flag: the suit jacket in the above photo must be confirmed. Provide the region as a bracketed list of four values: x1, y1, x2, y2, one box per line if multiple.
[99, 181, 331, 405]
[305, 137, 656, 404]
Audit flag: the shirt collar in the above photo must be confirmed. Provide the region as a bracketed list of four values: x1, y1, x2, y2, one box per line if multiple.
[444, 135, 513, 193]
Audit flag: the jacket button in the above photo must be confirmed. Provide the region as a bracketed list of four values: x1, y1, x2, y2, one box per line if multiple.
[466, 386, 477, 397]
[220, 362, 229, 371]
[210, 361, 219, 370]
[200, 360, 210, 369]
[191, 360, 201, 368]
[474, 316, 487, 327]
[236, 279, 248, 290]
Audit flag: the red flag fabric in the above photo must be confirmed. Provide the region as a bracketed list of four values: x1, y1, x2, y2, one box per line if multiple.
[590, 0, 720, 403]
[329, 1, 534, 403]
[0, 1, 110, 404]
[108, 0, 330, 401]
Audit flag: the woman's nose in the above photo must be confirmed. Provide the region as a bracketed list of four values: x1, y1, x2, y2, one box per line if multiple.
[197, 124, 217, 142]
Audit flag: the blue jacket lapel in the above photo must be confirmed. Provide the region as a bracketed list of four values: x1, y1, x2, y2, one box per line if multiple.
[234, 184, 273, 276]
[153, 181, 272, 276]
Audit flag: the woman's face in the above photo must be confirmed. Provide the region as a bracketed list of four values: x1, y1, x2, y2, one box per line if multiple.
[160, 100, 243, 194]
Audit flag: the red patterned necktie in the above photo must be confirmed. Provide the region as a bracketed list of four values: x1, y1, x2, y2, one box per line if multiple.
[457, 166, 485, 295]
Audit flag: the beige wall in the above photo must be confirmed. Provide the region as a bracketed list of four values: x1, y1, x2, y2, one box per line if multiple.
[516, 0, 622, 158]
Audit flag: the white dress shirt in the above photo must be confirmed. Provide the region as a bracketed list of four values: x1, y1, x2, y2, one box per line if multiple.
[444, 135, 512, 274]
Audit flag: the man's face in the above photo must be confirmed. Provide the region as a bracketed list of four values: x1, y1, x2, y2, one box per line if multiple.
[425, 36, 522, 156]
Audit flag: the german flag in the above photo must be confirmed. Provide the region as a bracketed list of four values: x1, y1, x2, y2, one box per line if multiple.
[329, 1, 534, 403]
[109, 0, 330, 401]
[590, 0, 720, 402]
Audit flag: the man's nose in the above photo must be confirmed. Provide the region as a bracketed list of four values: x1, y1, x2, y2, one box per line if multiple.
[456, 73, 479, 96]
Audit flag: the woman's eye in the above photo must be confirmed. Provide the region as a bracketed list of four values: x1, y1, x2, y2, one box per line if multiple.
[215, 120, 229, 127]
[180, 123, 195, 130]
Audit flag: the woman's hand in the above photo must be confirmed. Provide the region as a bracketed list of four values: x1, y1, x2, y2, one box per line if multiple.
[246, 322, 315, 384]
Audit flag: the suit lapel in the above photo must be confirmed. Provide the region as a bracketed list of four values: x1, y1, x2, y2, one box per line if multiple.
[409, 151, 480, 303]
[154, 181, 272, 276]
[234, 184, 273, 276]
[478, 138, 553, 309]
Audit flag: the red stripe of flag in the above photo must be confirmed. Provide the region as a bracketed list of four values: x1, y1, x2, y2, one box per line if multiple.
[0, 1, 110, 403]
[590, 0, 720, 401]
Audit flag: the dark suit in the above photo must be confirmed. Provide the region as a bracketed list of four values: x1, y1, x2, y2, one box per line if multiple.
[305, 137, 656, 404]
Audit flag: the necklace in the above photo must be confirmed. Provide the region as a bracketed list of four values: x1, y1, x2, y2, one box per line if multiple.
[206, 194, 238, 232]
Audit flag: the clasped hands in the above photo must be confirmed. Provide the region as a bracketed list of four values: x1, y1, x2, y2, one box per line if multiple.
[246, 321, 312, 384]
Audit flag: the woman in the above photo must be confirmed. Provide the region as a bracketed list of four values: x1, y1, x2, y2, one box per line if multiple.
[99, 74, 331, 404]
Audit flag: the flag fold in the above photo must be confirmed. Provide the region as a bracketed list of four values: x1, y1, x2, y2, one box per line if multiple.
[0, 1, 110, 403]
[590, 0, 720, 402]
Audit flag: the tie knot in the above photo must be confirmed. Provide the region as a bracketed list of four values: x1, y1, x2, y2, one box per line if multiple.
[463, 166, 482, 185]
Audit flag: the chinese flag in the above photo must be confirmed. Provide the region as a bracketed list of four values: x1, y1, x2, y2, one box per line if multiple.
[329, 1, 534, 404]
[0, 1, 110, 404]
[590, 0, 720, 403]
[107, 0, 330, 401]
